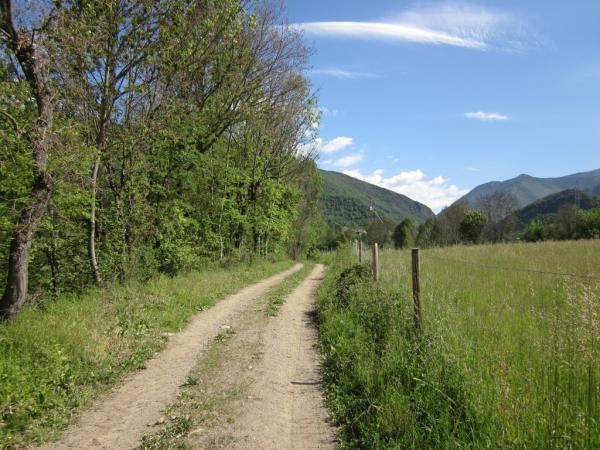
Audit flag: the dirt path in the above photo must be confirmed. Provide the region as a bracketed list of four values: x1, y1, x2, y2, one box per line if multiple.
[36, 264, 303, 450]
[141, 263, 337, 449]
[229, 264, 336, 449]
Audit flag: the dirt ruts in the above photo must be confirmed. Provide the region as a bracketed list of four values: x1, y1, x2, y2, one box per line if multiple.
[227, 264, 336, 449]
[36, 264, 303, 450]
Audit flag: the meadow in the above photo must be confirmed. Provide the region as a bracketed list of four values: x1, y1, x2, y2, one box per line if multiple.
[317, 240, 599, 448]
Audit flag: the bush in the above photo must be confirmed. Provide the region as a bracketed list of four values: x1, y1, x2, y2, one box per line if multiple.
[522, 219, 556, 242]
[317, 260, 481, 448]
[333, 263, 372, 308]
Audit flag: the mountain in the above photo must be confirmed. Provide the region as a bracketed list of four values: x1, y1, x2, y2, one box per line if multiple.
[319, 170, 434, 228]
[455, 168, 600, 209]
[516, 189, 600, 224]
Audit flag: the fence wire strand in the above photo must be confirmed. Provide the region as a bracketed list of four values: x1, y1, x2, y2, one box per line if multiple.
[424, 253, 599, 281]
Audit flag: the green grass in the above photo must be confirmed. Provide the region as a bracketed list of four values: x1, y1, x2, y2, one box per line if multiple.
[317, 241, 600, 449]
[0, 259, 293, 449]
[265, 262, 315, 316]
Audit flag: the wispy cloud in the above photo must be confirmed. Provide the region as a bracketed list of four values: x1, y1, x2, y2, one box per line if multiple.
[319, 106, 340, 117]
[464, 166, 480, 172]
[342, 168, 468, 211]
[465, 111, 510, 121]
[296, 3, 538, 52]
[310, 68, 380, 80]
[335, 154, 363, 168]
[298, 21, 485, 49]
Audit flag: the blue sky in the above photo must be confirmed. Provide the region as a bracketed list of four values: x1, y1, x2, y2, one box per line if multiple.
[287, 0, 600, 211]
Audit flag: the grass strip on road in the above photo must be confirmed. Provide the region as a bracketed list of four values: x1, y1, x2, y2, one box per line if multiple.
[265, 262, 315, 317]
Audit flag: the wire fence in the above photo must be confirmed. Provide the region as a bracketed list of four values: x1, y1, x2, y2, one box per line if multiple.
[424, 253, 599, 281]
[342, 241, 600, 446]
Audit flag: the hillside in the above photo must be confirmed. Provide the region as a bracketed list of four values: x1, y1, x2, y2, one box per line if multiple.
[319, 170, 434, 228]
[455, 168, 600, 208]
[516, 189, 600, 224]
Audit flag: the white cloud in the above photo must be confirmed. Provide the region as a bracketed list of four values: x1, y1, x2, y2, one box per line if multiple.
[298, 135, 355, 157]
[297, 21, 485, 49]
[310, 68, 380, 80]
[342, 168, 468, 211]
[464, 166, 480, 172]
[321, 136, 354, 154]
[296, 3, 538, 53]
[334, 154, 363, 168]
[465, 111, 510, 121]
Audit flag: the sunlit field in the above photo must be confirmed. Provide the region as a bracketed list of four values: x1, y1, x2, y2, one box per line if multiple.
[317, 241, 600, 448]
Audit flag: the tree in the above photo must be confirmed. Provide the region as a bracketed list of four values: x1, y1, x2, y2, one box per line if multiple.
[58, 0, 167, 284]
[475, 192, 519, 242]
[365, 219, 394, 246]
[433, 202, 468, 246]
[556, 204, 578, 239]
[574, 208, 600, 239]
[523, 219, 555, 242]
[0, 0, 318, 317]
[415, 218, 436, 248]
[0, 1, 59, 319]
[392, 218, 416, 249]
[459, 210, 487, 244]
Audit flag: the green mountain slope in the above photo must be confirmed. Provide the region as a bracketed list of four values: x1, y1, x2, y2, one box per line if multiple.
[456, 168, 600, 208]
[516, 189, 600, 224]
[319, 170, 434, 228]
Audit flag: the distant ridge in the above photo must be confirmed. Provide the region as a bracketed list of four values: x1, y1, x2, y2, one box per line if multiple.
[516, 189, 600, 224]
[455, 168, 600, 208]
[319, 170, 434, 228]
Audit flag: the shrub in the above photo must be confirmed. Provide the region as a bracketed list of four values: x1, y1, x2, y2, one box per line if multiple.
[333, 263, 372, 308]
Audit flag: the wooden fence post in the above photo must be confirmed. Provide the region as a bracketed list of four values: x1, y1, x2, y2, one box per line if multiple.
[372, 243, 379, 281]
[358, 240, 363, 263]
[411, 248, 421, 331]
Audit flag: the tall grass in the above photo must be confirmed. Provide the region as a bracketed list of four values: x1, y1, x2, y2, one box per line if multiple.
[317, 241, 599, 448]
[0, 260, 293, 449]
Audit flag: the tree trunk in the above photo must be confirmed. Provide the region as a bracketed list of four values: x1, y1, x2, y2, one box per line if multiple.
[0, 0, 56, 319]
[45, 207, 61, 293]
[88, 155, 102, 284]
[0, 175, 53, 318]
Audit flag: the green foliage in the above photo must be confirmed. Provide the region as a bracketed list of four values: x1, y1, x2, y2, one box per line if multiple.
[317, 257, 480, 448]
[415, 218, 436, 248]
[365, 219, 394, 246]
[522, 207, 600, 242]
[523, 219, 556, 242]
[332, 263, 372, 308]
[575, 207, 600, 239]
[459, 210, 487, 244]
[0, 0, 319, 300]
[392, 218, 416, 249]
